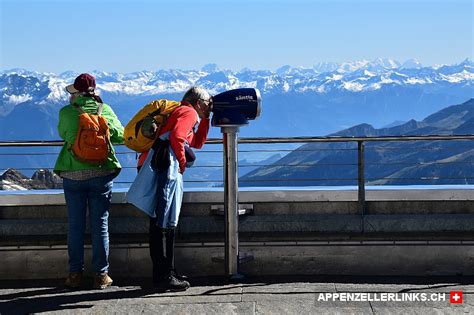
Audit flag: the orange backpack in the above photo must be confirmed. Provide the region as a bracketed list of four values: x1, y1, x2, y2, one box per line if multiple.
[72, 103, 111, 164]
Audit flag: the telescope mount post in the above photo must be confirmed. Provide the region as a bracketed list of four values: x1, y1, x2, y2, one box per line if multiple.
[221, 126, 242, 279]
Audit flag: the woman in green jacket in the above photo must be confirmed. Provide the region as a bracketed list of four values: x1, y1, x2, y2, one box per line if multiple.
[54, 73, 124, 290]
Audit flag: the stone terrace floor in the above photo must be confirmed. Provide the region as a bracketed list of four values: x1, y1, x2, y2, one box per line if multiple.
[0, 275, 473, 314]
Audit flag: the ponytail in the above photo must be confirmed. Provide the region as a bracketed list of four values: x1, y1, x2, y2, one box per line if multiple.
[81, 91, 103, 104]
[90, 94, 103, 104]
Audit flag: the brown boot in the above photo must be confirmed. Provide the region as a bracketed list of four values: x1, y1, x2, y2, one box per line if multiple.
[65, 272, 83, 288]
[93, 273, 113, 290]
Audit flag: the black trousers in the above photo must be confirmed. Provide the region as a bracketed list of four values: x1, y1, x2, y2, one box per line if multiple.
[149, 217, 176, 283]
[138, 164, 177, 283]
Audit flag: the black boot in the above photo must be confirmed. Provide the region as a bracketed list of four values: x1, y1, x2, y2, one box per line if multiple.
[170, 269, 189, 281]
[155, 275, 190, 292]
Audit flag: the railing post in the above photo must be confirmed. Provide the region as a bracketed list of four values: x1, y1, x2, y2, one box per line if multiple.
[357, 141, 366, 233]
[222, 126, 240, 278]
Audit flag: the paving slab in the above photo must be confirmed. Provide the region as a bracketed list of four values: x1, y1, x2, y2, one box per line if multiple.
[370, 299, 473, 315]
[335, 283, 432, 293]
[121, 285, 244, 305]
[256, 299, 373, 315]
[37, 302, 256, 315]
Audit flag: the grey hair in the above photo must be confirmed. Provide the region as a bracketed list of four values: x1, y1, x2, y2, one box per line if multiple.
[181, 86, 210, 106]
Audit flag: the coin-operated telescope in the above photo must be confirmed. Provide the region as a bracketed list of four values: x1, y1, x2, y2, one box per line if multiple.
[210, 88, 261, 280]
[211, 88, 261, 127]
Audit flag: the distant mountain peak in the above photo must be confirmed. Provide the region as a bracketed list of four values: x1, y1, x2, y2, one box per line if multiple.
[333, 123, 377, 137]
[371, 57, 400, 68]
[0, 168, 29, 181]
[0, 168, 63, 190]
[401, 58, 423, 69]
[313, 61, 339, 73]
[276, 65, 292, 75]
[201, 63, 219, 73]
[460, 58, 473, 66]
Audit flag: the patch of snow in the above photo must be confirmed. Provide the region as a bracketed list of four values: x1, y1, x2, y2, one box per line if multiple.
[342, 81, 365, 92]
[6, 94, 32, 105]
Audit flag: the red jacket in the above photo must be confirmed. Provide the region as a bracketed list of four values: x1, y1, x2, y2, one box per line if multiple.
[137, 102, 210, 173]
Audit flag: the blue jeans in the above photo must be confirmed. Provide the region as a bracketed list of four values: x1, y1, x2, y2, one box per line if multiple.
[63, 174, 115, 274]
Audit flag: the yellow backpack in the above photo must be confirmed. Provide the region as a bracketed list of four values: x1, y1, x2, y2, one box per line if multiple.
[124, 99, 181, 152]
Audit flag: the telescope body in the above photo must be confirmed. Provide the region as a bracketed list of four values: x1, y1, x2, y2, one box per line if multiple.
[211, 88, 261, 127]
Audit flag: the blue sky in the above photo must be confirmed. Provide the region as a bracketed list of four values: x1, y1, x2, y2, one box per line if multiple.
[1, 0, 472, 73]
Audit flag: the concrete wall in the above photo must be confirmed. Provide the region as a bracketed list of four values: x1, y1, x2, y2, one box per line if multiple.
[2, 242, 473, 279]
[0, 187, 473, 278]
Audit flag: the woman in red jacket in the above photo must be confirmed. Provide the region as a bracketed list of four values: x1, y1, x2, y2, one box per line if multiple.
[138, 86, 212, 291]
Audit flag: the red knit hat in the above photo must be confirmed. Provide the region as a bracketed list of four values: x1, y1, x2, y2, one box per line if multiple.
[66, 73, 96, 94]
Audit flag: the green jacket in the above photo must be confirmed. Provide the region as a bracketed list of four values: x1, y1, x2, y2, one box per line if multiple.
[54, 96, 124, 175]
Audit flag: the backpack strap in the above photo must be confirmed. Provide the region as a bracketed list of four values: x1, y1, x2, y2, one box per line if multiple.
[74, 103, 103, 115]
[75, 104, 86, 114]
[97, 103, 103, 116]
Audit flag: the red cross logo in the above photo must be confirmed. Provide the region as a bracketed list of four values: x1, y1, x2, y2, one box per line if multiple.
[450, 291, 463, 304]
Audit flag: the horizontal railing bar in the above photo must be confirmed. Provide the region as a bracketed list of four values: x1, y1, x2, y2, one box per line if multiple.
[5, 159, 474, 173]
[192, 164, 359, 167]
[236, 149, 359, 153]
[366, 146, 474, 151]
[367, 161, 474, 165]
[125, 177, 474, 184]
[114, 181, 223, 184]
[235, 135, 474, 143]
[234, 180, 474, 183]
[0, 140, 65, 147]
[1, 147, 472, 155]
[114, 178, 362, 183]
[238, 177, 474, 182]
[368, 177, 474, 180]
[235, 161, 474, 167]
[0, 153, 60, 156]
[195, 149, 359, 153]
[240, 178, 359, 182]
[1, 135, 474, 147]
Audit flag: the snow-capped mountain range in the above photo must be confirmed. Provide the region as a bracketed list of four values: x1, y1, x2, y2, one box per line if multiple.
[0, 58, 473, 140]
